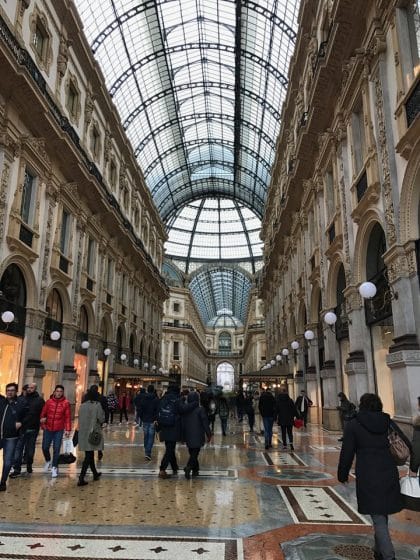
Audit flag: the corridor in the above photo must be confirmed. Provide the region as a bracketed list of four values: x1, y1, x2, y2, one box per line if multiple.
[0, 418, 419, 560]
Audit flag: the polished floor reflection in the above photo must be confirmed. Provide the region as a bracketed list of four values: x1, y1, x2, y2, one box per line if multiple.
[0, 418, 419, 559]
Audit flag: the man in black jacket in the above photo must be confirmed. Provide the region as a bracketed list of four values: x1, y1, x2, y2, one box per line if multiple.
[276, 387, 298, 451]
[295, 390, 312, 427]
[259, 388, 276, 449]
[0, 383, 26, 490]
[11, 382, 45, 477]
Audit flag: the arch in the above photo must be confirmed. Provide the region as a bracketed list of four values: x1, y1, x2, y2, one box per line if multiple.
[46, 283, 72, 323]
[0, 263, 27, 307]
[116, 324, 126, 352]
[309, 283, 321, 324]
[353, 210, 385, 284]
[218, 331, 232, 352]
[216, 361, 235, 391]
[79, 305, 89, 333]
[325, 254, 346, 309]
[46, 288, 64, 323]
[99, 313, 113, 342]
[297, 300, 307, 334]
[129, 331, 136, 353]
[79, 301, 95, 334]
[399, 136, 420, 243]
[0, 255, 37, 308]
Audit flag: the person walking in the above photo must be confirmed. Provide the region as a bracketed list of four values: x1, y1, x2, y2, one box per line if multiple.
[118, 391, 130, 424]
[337, 392, 356, 442]
[157, 383, 198, 479]
[0, 383, 26, 491]
[244, 393, 255, 432]
[40, 384, 71, 478]
[259, 388, 276, 449]
[276, 387, 298, 451]
[133, 388, 146, 427]
[338, 393, 411, 560]
[139, 385, 159, 461]
[182, 392, 212, 479]
[217, 394, 229, 436]
[295, 390, 312, 428]
[77, 387, 104, 486]
[10, 382, 44, 477]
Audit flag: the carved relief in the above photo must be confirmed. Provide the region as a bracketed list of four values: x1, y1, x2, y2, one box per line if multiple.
[0, 162, 10, 245]
[84, 87, 95, 131]
[39, 194, 56, 307]
[373, 72, 397, 246]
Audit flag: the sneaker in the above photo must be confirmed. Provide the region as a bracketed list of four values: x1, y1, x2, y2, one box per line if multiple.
[9, 471, 21, 479]
[77, 479, 88, 487]
[51, 467, 58, 478]
[158, 470, 169, 479]
[43, 461, 51, 472]
[93, 472, 102, 481]
[0, 483, 6, 491]
[145, 455, 152, 461]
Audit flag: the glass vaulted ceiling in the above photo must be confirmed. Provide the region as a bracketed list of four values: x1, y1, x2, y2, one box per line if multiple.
[74, 0, 300, 327]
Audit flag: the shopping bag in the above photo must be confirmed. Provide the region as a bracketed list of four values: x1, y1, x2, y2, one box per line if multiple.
[293, 418, 304, 429]
[63, 438, 74, 454]
[400, 470, 420, 512]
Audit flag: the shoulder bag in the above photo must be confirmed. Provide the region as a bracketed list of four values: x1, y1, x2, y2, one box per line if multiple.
[388, 423, 410, 466]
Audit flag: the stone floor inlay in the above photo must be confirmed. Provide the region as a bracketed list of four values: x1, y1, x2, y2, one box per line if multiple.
[278, 486, 369, 525]
[0, 533, 243, 560]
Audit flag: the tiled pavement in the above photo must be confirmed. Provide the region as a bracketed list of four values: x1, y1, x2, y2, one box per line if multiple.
[0, 418, 419, 559]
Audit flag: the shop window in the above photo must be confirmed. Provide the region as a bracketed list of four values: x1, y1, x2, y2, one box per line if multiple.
[0, 264, 27, 338]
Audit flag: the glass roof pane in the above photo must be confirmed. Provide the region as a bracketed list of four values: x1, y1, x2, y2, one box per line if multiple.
[74, 0, 301, 326]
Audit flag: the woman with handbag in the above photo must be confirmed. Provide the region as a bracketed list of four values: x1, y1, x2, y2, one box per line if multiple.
[77, 387, 105, 487]
[402, 396, 420, 511]
[337, 393, 411, 560]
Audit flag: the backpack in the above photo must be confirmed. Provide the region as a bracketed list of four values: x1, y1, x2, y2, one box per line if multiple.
[158, 397, 177, 427]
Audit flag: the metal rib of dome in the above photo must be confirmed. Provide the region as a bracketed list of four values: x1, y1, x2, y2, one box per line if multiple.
[74, 0, 300, 327]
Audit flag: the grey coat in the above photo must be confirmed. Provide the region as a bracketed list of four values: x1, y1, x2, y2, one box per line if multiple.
[78, 400, 105, 451]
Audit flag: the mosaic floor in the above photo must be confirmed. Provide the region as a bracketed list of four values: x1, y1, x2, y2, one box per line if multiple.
[0, 418, 419, 559]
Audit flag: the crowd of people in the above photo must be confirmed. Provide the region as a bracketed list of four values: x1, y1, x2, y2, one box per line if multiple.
[0, 380, 419, 560]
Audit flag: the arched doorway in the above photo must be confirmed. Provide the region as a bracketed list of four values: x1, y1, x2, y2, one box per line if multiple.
[217, 362, 234, 391]
[0, 264, 26, 391]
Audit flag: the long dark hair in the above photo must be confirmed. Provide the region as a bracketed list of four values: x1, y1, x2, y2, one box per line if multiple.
[359, 393, 383, 412]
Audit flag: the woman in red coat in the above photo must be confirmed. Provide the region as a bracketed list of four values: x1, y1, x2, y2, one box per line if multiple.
[40, 385, 71, 478]
[118, 392, 130, 424]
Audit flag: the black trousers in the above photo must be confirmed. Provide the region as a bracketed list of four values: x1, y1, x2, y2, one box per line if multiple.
[119, 408, 128, 422]
[80, 450, 99, 480]
[186, 447, 200, 473]
[160, 441, 178, 472]
[280, 425, 293, 445]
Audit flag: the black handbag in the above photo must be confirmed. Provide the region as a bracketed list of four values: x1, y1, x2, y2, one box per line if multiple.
[88, 428, 101, 446]
[58, 452, 76, 464]
[72, 430, 79, 447]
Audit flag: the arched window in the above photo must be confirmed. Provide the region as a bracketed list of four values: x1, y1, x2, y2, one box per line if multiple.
[216, 362, 234, 391]
[116, 326, 123, 362]
[76, 305, 89, 354]
[365, 224, 392, 325]
[0, 264, 27, 337]
[45, 289, 63, 347]
[218, 331, 231, 352]
[335, 264, 348, 340]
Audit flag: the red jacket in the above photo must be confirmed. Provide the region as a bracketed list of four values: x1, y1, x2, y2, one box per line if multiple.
[40, 396, 71, 432]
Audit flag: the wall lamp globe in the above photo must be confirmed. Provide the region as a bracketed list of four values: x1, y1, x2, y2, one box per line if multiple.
[1, 310, 14, 324]
[81, 340, 90, 350]
[50, 330, 61, 341]
[291, 340, 300, 350]
[152, 365, 157, 371]
[282, 348, 289, 356]
[120, 353, 127, 362]
[275, 354, 282, 362]
[304, 329, 315, 341]
[159, 367, 164, 374]
[133, 358, 139, 366]
[104, 348, 111, 357]
[324, 311, 337, 326]
[270, 359, 276, 366]
[359, 281, 377, 299]
[143, 362, 149, 369]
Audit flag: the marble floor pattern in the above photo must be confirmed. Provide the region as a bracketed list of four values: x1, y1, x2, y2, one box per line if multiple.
[0, 419, 419, 559]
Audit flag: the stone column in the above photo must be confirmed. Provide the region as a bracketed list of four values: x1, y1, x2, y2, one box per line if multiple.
[60, 324, 77, 415]
[23, 308, 47, 386]
[320, 360, 340, 430]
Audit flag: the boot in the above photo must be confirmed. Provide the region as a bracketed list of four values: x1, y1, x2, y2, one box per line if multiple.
[184, 467, 191, 480]
[158, 470, 169, 479]
[77, 478, 88, 486]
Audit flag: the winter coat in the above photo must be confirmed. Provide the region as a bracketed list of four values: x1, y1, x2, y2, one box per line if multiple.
[78, 400, 105, 451]
[259, 391, 276, 417]
[21, 391, 45, 431]
[410, 415, 420, 473]
[182, 394, 211, 448]
[276, 393, 298, 426]
[0, 397, 26, 438]
[133, 391, 145, 411]
[295, 395, 312, 414]
[139, 393, 159, 423]
[40, 396, 71, 432]
[243, 396, 254, 415]
[107, 394, 118, 411]
[337, 410, 405, 515]
[158, 388, 198, 442]
[338, 397, 356, 422]
[217, 397, 229, 419]
[118, 395, 130, 411]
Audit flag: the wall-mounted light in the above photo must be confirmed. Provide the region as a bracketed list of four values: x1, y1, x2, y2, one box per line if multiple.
[152, 365, 157, 371]
[133, 358, 139, 367]
[50, 330, 61, 341]
[324, 311, 337, 332]
[304, 329, 316, 346]
[275, 354, 282, 362]
[291, 340, 300, 350]
[270, 359, 276, 366]
[143, 362, 149, 370]
[104, 348, 111, 357]
[81, 340, 90, 350]
[159, 367, 164, 374]
[282, 348, 289, 357]
[1, 310, 15, 328]
[120, 353, 127, 362]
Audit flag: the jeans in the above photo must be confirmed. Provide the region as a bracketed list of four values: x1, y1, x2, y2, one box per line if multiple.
[371, 514, 395, 560]
[13, 429, 39, 472]
[186, 447, 200, 473]
[143, 422, 155, 456]
[220, 417, 228, 436]
[160, 440, 178, 472]
[135, 410, 142, 426]
[1, 437, 18, 483]
[42, 429, 64, 468]
[262, 416, 274, 446]
[280, 425, 293, 446]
